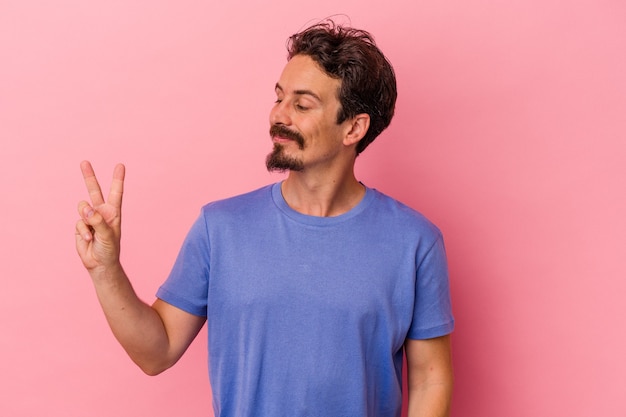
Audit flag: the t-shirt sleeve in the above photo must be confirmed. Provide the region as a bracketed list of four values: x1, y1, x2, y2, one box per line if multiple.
[407, 233, 455, 339]
[156, 211, 210, 317]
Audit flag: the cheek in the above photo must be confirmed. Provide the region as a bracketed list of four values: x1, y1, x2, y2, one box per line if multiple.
[321, 122, 346, 143]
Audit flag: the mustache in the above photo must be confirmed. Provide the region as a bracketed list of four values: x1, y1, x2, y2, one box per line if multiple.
[269, 125, 305, 149]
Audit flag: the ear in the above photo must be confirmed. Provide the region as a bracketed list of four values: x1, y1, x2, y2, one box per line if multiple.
[343, 113, 370, 147]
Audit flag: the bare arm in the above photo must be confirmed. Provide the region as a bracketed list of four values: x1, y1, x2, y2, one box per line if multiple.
[75, 161, 205, 375]
[405, 335, 454, 417]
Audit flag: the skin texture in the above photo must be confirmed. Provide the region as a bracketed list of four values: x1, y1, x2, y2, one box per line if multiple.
[76, 53, 453, 414]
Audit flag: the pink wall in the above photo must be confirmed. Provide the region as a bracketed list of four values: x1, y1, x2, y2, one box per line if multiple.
[1, 1, 625, 416]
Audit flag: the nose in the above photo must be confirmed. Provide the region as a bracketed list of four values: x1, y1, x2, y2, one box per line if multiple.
[270, 99, 292, 126]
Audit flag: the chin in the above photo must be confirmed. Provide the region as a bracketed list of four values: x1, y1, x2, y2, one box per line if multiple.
[266, 144, 304, 172]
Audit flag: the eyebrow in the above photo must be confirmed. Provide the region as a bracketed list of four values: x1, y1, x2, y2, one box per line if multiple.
[275, 83, 322, 102]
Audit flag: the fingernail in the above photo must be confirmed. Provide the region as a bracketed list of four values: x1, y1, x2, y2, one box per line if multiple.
[85, 208, 94, 218]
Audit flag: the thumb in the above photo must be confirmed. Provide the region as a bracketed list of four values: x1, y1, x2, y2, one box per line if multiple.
[79, 201, 116, 242]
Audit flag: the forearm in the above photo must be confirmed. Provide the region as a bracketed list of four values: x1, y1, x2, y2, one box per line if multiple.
[406, 380, 453, 417]
[76, 162, 194, 375]
[89, 263, 172, 375]
[405, 335, 454, 417]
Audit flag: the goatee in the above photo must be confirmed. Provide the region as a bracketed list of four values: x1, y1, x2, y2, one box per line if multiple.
[265, 143, 304, 172]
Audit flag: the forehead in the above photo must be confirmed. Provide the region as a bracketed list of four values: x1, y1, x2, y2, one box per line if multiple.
[276, 54, 341, 101]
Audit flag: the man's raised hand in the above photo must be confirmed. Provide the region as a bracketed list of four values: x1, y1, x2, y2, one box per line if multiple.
[75, 161, 126, 272]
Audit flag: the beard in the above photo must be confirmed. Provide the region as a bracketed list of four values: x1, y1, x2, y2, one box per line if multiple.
[265, 143, 304, 172]
[266, 124, 306, 172]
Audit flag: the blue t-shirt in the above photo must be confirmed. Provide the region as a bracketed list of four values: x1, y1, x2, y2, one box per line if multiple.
[157, 182, 454, 417]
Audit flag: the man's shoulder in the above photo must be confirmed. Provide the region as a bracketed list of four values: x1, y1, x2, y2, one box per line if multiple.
[368, 187, 442, 238]
[200, 183, 275, 217]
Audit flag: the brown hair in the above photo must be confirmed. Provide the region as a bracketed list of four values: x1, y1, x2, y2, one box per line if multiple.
[287, 20, 397, 155]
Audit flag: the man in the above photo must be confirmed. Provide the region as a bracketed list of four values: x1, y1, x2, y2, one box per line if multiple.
[76, 20, 454, 417]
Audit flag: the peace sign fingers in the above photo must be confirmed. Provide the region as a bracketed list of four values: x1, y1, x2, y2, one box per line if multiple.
[76, 161, 126, 271]
[80, 160, 125, 208]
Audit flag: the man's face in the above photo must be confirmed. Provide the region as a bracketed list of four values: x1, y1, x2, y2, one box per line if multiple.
[266, 54, 349, 172]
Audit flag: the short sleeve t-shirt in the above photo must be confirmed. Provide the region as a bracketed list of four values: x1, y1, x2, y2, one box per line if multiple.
[157, 183, 454, 417]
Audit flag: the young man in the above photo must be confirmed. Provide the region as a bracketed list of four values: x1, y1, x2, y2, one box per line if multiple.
[76, 21, 454, 417]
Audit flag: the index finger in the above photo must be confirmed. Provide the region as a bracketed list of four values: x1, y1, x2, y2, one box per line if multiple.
[81, 160, 105, 207]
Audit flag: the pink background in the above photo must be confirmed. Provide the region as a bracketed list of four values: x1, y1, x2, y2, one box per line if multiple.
[1, 0, 625, 415]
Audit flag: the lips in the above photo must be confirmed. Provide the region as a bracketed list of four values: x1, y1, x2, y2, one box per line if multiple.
[273, 136, 293, 143]
[269, 124, 305, 149]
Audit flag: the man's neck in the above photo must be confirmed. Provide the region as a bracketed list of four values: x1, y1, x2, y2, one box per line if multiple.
[281, 169, 365, 217]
